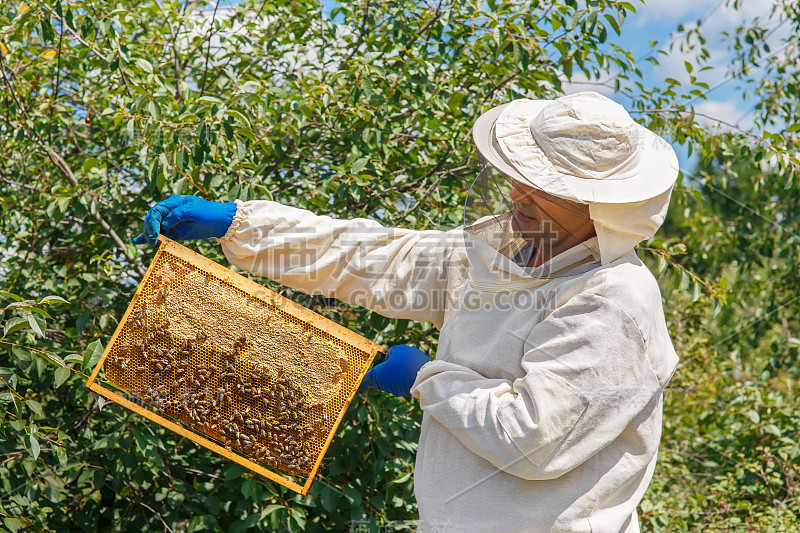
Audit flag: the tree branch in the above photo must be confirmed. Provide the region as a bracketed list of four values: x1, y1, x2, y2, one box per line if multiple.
[156, 1, 184, 101]
[43, 4, 133, 98]
[334, 0, 371, 72]
[0, 52, 145, 278]
[48, 16, 65, 145]
[199, 1, 221, 97]
[45, 151, 146, 277]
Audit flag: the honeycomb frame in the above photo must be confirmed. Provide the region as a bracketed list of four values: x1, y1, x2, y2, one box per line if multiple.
[87, 235, 384, 495]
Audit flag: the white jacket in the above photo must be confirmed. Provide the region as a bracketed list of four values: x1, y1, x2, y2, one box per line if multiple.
[218, 200, 678, 533]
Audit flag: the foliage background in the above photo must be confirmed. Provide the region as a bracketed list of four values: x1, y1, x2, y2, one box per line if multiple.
[1, 0, 799, 531]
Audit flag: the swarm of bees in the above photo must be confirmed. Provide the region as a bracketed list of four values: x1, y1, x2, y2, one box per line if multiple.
[107, 303, 328, 474]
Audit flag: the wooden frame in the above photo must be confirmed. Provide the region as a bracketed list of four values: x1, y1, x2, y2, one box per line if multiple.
[87, 236, 384, 495]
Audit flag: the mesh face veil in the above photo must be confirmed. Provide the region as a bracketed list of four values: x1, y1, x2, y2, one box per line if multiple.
[462, 156, 600, 279]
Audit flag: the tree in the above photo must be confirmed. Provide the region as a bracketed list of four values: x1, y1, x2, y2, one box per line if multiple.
[1, 0, 798, 531]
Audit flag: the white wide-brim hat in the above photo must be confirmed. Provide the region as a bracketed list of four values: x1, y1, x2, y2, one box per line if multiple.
[472, 91, 679, 205]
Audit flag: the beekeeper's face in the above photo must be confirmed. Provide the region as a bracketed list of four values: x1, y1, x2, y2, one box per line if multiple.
[509, 180, 594, 255]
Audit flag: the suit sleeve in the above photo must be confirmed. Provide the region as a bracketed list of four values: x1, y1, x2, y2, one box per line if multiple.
[217, 200, 464, 328]
[410, 292, 664, 480]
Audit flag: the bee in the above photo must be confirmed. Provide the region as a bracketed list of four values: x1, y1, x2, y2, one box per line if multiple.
[155, 288, 171, 304]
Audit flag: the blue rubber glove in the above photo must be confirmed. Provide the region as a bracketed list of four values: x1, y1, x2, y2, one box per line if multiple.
[132, 195, 237, 244]
[358, 345, 431, 397]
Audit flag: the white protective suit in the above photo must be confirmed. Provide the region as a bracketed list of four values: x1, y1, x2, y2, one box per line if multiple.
[218, 196, 678, 533]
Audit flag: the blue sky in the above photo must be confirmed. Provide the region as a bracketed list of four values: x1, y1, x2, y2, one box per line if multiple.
[217, 0, 784, 171]
[318, 0, 783, 170]
[561, 0, 786, 170]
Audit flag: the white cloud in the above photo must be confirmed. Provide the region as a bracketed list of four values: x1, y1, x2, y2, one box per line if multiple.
[633, 0, 702, 26]
[629, 0, 788, 125]
[560, 70, 617, 97]
[693, 98, 755, 131]
[634, 0, 778, 27]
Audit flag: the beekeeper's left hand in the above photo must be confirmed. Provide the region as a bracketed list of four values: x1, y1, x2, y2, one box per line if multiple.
[358, 345, 431, 397]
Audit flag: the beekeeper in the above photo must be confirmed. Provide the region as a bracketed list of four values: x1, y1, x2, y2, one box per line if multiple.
[134, 91, 679, 533]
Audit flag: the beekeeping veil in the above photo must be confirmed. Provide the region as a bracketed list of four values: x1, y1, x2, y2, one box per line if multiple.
[468, 91, 679, 269]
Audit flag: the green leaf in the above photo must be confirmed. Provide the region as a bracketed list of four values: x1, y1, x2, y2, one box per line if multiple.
[260, 504, 283, 517]
[197, 96, 224, 104]
[82, 339, 104, 370]
[30, 435, 40, 460]
[361, 77, 373, 98]
[320, 486, 338, 513]
[569, 9, 585, 29]
[134, 58, 154, 74]
[76, 310, 91, 334]
[513, 41, 529, 69]
[52, 445, 67, 466]
[562, 57, 573, 79]
[12, 346, 30, 362]
[392, 472, 412, 484]
[29, 306, 53, 319]
[82, 157, 102, 173]
[229, 514, 258, 533]
[188, 516, 215, 532]
[148, 100, 162, 121]
[132, 429, 150, 453]
[241, 479, 256, 499]
[3, 518, 24, 532]
[0, 290, 23, 302]
[27, 313, 45, 337]
[691, 281, 702, 302]
[26, 400, 43, 416]
[603, 13, 621, 35]
[678, 270, 691, 291]
[288, 508, 306, 529]
[39, 295, 69, 305]
[54, 367, 70, 389]
[65, 9, 75, 31]
[596, 21, 607, 43]
[3, 317, 29, 337]
[351, 157, 368, 175]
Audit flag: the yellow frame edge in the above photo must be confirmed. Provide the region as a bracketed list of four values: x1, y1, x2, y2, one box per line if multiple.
[85, 235, 387, 496]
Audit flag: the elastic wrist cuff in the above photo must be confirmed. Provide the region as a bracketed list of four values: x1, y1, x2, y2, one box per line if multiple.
[218, 199, 245, 242]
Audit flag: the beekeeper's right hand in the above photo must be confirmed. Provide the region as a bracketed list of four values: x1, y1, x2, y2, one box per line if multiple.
[132, 195, 237, 245]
